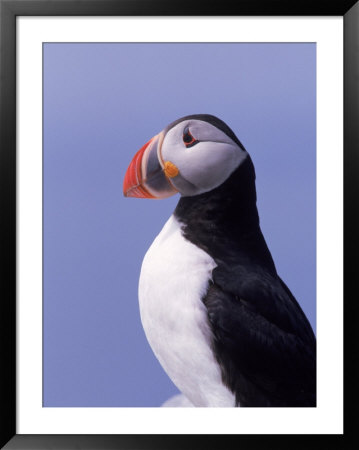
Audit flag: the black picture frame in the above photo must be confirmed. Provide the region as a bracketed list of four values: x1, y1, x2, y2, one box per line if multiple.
[1, 1, 357, 448]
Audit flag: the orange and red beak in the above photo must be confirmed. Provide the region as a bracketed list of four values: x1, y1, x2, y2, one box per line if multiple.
[123, 132, 178, 199]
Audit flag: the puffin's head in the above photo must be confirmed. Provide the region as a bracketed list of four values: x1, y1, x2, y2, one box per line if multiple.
[123, 114, 248, 198]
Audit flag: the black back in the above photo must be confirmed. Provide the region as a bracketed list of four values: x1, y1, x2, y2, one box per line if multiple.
[174, 155, 316, 407]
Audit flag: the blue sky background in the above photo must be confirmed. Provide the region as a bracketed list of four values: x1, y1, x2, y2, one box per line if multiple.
[43, 43, 316, 407]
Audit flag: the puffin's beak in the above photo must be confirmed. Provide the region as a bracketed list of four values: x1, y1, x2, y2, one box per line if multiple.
[123, 132, 178, 199]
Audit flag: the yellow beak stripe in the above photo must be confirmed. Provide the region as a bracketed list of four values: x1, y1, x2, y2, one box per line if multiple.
[163, 161, 179, 178]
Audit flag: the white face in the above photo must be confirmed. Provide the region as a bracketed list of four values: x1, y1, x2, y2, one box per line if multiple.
[159, 119, 248, 196]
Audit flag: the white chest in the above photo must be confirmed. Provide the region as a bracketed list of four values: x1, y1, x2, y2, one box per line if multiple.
[139, 215, 235, 407]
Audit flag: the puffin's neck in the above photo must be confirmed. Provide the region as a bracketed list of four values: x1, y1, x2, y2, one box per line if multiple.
[174, 156, 277, 274]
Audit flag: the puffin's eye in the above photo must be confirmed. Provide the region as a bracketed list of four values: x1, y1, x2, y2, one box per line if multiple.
[183, 126, 199, 148]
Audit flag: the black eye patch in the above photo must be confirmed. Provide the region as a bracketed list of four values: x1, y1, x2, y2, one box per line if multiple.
[183, 126, 199, 148]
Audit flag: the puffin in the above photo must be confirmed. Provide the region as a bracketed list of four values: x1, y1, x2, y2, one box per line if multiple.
[123, 114, 316, 407]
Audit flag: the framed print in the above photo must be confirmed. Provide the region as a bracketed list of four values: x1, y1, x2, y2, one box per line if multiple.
[1, 0, 357, 448]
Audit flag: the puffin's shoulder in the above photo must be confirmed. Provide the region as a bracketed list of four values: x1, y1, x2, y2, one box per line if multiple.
[202, 264, 316, 407]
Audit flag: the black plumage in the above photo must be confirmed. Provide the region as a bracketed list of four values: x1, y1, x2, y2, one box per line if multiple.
[174, 154, 316, 407]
